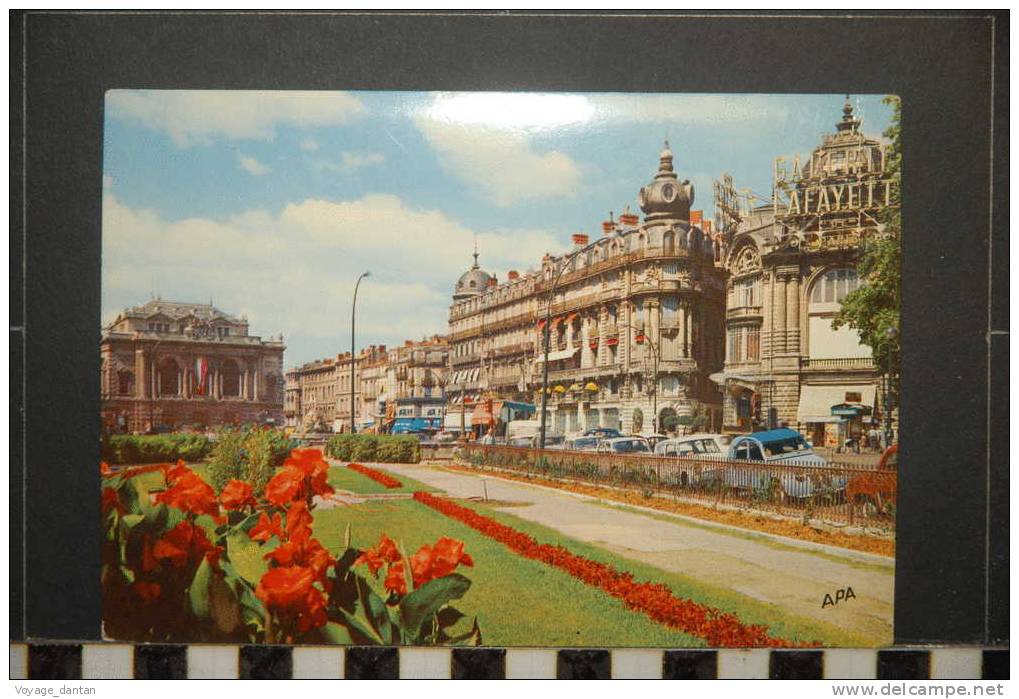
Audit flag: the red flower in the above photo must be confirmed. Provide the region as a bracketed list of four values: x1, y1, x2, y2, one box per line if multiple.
[266, 449, 336, 507]
[348, 463, 402, 489]
[383, 559, 408, 596]
[255, 566, 328, 634]
[284, 501, 314, 543]
[354, 533, 402, 576]
[133, 581, 161, 603]
[265, 534, 335, 586]
[101, 487, 124, 516]
[266, 467, 305, 507]
[162, 459, 191, 485]
[408, 536, 473, 586]
[249, 511, 284, 542]
[220, 479, 256, 511]
[412, 491, 810, 648]
[151, 521, 222, 570]
[100, 461, 113, 477]
[155, 467, 219, 518]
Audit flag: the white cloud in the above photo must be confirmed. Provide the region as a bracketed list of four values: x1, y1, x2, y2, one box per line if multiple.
[416, 117, 582, 207]
[300, 137, 320, 152]
[238, 154, 270, 176]
[102, 191, 566, 367]
[311, 151, 385, 174]
[589, 93, 789, 126]
[106, 90, 366, 146]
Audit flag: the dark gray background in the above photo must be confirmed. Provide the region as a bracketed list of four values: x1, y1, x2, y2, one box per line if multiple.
[10, 10, 1008, 645]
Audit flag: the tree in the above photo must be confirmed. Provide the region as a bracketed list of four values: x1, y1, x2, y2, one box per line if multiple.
[832, 95, 901, 371]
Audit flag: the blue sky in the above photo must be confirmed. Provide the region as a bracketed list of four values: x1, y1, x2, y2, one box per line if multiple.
[101, 91, 893, 368]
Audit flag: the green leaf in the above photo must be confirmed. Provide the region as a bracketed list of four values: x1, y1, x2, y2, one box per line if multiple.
[189, 557, 213, 620]
[319, 621, 355, 645]
[435, 606, 465, 630]
[335, 606, 385, 645]
[226, 532, 269, 585]
[399, 574, 471, 641]
[357, 575, 396, 644]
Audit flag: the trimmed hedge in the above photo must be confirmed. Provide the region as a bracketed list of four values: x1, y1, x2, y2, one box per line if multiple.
[101, 433, 212, 465]
[325, 434, 420, 464]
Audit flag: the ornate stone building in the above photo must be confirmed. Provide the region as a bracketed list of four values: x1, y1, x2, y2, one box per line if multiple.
[447, 142, 727, 435]
[100, 299, 285, 433]
[716, 99, 893, 446]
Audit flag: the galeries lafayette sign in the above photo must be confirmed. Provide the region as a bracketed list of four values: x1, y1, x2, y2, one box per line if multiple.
[781, 177, 898, 217]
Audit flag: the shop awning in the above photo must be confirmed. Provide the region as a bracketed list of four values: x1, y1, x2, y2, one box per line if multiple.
[535, 347, 580, 364]
[799, 416, 847, 424]
[797, 383, 877, 422]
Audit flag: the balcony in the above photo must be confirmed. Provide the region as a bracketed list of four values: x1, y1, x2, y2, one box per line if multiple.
[802, 357, 877, 372]
[726, 305, 763, 321]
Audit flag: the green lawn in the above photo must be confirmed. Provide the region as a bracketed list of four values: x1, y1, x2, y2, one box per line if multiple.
[471, 502, 875, 647]
[312, 499, 704, 647]
[326, 463, 438, 495]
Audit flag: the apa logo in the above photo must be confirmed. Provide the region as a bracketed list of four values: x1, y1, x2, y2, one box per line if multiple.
[822, 587, 856, 608]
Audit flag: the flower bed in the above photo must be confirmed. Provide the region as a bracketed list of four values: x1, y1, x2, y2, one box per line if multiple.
[413, 491, 813, 648]
[347, 463, 403, 489]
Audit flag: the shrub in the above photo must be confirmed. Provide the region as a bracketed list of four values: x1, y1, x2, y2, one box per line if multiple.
[101, 434, 213, 465]
[325, 434, 420, 464]
[207, 427, 295, 495]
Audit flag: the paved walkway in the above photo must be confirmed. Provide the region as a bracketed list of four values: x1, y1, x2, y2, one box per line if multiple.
[380, 461, 895, 645]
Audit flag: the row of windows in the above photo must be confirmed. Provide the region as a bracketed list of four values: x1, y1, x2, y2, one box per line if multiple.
[727, 268, 861, 309]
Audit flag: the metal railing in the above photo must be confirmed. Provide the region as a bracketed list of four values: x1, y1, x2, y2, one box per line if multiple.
[460, 444, 896, 531]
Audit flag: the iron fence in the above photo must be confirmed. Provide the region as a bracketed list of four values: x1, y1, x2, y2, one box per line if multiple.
[460, 444, 896, 531]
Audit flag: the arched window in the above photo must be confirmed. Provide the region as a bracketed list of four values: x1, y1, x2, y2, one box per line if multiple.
[807, 268, 871, 360]
[810, 268, 861, 305]
[157, 357, 179, 397]
[221, 359, 241, 397]
[117, 369, 135, 396]
[663, 230, 675, 254]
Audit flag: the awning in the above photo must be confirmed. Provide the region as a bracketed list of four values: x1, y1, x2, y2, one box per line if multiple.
[797, 383, 877, 422]
[391, 417, 441, 433]
[565, 312, 578, 323]
[800, 416, 847, 424]
[536, 318, 547, 330]
[535, 347, 580, 364]
[550, 316, 565, 328]
[471, 368, 480, 382]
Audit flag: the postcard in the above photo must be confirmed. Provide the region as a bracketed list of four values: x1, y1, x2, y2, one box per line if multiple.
[100, 90, 899, 647]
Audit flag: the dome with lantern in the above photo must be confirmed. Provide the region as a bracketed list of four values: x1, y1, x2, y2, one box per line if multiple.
[637, 140, 695, 223]
[453, 248, 494, 300]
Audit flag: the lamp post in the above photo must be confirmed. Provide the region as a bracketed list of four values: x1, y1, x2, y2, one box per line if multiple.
[351, 271, 371, 434]
[882, 325, 898, 448]
[538, 235, 613, 449]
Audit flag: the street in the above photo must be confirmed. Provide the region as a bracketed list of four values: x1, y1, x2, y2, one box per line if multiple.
[381, 461, 895, 646]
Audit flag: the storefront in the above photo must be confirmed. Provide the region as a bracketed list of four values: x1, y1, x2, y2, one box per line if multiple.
[797, 383, 876, 449]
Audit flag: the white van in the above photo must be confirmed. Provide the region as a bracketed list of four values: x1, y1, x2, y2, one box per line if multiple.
[654, 433, 730, 459]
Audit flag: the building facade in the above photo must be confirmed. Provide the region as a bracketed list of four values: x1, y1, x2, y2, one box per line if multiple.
[447, 142, 727, 436]
[100, 299, 285, 433]
[716, 99, 895, 446]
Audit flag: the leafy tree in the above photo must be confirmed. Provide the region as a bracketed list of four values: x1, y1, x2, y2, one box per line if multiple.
[832, 95, 901, 373]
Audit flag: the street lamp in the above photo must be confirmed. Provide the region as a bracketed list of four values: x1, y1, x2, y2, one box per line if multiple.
[351, 271, 371, 434]
[538, 234, 613, 449]
[882, 325, 898, 448]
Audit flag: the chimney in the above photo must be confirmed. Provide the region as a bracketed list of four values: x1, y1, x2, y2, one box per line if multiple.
[690, 210, 703, 226]
[619, 206, 640, 227]
[601, 211, 616, 234]
[571, 233, 589, 246]
[487, 277, 498, 288]
[508, 270, 519, 280]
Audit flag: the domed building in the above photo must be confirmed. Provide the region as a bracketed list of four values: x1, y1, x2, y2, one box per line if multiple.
[716, 98, 894, 447]
[446, 142, 727, 436]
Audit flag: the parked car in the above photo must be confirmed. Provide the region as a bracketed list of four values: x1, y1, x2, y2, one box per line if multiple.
[584, 427, 622, 440]
[726, 428, 840, 498]
[563, 435, 602, 452]
[597, 436, 651, 454]
[654, 434, 728, 487]
[643, 433, 670, 450]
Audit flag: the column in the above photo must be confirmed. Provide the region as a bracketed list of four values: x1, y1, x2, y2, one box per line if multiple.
[253, 368, 260, 402]
[241, 368, 249, 400]
[684, 304, 693, 357]
[785, 274, 801, 355]
[136, 349, 148, 398]
[772, 272, 787, 355]
[677, 301, 687, 357]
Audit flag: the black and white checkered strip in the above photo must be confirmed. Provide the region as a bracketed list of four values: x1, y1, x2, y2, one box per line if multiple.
[9, 644, 1008, 679]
